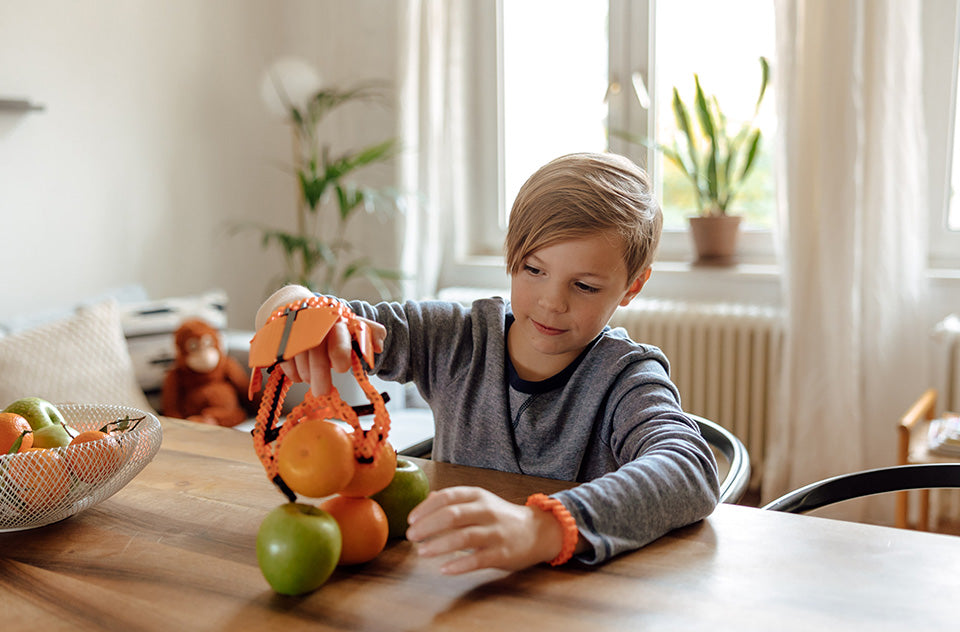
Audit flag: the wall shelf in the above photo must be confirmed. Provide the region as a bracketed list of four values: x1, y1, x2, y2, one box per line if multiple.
[0, 98, 45, 112]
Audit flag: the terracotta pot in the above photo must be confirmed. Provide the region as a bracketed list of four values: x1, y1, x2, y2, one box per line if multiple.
[688, 215, 742, 266]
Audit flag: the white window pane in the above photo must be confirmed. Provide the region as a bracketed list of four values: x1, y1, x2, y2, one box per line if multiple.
[950, 48, 960, 231]
[502, 1, 609, 221]
[655, 0, 776, 230]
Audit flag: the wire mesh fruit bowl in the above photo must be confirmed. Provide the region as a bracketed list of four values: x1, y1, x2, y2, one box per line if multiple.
[0, 404, 163, 532]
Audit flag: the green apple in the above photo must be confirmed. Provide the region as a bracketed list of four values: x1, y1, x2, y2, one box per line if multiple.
[256, 502, 342, 596]
[32, 423, 72, 449]
[4, 397, 65, 431]
[370, 457, 431, 539]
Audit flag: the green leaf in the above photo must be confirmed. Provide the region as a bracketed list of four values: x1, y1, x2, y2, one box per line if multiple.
[694, 76, 720, 204]
[756, 56, 770, 115]
[739, 129, 762, 184]
[298, 170, 327, 210]
[303, 84, 386, 128]
[672, 87, 700, 196]
[9, 429, 30, 454]
[335, 184, 367, 221]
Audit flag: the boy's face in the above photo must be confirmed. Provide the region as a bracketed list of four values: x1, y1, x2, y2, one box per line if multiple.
[508, 232, 648, 381]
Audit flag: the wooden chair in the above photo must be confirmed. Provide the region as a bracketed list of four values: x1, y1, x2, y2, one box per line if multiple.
[896, 388, 958, 530]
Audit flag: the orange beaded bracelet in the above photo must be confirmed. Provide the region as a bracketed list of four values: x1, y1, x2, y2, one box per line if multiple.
[526, 493, 578, 566]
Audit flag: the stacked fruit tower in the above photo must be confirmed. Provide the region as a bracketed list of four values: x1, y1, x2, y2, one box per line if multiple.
[248, 297, 428, 595]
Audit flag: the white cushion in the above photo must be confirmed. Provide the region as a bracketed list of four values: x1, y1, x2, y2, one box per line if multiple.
[0, 300, 153, 412]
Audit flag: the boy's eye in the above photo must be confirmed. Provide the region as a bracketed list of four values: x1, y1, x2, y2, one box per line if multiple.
[523, 264, 541, 275]
[575, 282, 600, 293]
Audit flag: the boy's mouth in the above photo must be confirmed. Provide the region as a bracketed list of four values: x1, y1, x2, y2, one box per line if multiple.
[532, 319, 565, 336]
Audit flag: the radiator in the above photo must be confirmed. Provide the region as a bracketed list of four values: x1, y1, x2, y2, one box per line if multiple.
[609, 299, 785, 478]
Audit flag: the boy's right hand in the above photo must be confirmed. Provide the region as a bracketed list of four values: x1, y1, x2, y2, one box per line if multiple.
[255, 285, 385, 396]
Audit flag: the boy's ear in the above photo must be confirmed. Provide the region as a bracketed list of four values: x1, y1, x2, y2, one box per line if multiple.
[619, 268, 652, 307]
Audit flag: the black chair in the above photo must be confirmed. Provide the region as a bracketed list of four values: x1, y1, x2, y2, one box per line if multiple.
[690, 414, 751, 504]
[762, 463, 960, 515]
[399, 413, 751, 505]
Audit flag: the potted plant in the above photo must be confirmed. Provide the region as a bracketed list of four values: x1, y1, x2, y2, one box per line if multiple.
[615, 57, 770, 265]
[244, 61, 405, 297]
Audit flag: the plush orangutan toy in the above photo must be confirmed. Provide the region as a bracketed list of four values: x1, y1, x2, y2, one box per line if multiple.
[162, 319, 252, 427]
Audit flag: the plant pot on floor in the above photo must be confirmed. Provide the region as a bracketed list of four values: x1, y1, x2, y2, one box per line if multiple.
[688, 215, 742, 266]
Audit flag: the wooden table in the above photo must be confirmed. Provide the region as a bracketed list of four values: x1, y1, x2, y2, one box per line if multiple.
[3, 418, 959, 631]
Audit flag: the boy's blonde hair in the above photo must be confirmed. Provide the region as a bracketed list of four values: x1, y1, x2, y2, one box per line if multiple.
[504, 152, 662, 282]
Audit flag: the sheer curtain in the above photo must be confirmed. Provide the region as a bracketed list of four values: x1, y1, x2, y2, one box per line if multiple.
[764, 0, 930, 522]
[398, 0, 454, 299]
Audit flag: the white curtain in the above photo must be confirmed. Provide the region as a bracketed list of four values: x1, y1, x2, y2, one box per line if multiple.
[398, 0, 470, 300]
[764, 0, 930, 523]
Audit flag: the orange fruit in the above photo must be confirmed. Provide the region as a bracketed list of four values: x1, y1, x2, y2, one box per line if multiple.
[319, 495, 389, 565]
[5, 448, 71, 511]
[64, 430, 123, 484]
[0, 412, 33, 454]
[340, 441, 397, 498]
[277, 419, 356, 498]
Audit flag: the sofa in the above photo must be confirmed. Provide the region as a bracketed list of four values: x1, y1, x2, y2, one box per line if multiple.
[0, 286, 434, 453]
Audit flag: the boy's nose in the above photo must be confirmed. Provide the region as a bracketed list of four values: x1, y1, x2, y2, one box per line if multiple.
[538, 286, 568, 313]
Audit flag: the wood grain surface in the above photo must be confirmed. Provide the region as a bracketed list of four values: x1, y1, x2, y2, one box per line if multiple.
[2, 418, 959, 631]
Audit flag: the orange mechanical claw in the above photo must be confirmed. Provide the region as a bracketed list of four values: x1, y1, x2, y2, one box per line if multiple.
[248, 296, 391, 501]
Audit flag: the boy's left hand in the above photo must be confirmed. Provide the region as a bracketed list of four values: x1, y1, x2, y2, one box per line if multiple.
[405, 486, 567, 574]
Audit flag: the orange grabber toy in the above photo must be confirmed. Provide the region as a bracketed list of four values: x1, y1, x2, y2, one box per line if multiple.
[247, 296, 391, 502]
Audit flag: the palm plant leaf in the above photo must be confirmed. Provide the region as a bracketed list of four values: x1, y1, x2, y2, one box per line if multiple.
[324, 139, 397, 183]
[298, 166, 328, 211]
[250, 73, 407, 299]
[304, 84, 385, 128]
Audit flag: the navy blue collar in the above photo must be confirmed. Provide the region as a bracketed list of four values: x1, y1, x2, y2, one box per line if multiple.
[504, 314, 602, 394]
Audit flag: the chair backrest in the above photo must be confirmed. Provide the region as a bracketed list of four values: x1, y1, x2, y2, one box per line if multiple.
[898, 388, 937, 466]
[690, 414, 751, 504]
[762, 463, 960, 514]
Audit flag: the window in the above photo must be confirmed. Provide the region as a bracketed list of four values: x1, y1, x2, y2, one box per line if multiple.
[647, 1, 775, 232]
[501, 1, 609, 228]
[924, 1, 960, 269]
[438, 1, 959, 296]
[440, 0, 777, 293]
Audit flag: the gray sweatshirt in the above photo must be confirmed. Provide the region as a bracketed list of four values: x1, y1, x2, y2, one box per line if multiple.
[348, 296, 719, 564]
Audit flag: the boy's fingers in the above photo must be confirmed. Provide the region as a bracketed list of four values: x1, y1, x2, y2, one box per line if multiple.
[308, 346, 334, 395]
[367, 319, 387, 353]
[406, 488, 490, 542]
[328, 322, 353, 373]
[407, 487, 474, 526]
[279, 360, 301, 382]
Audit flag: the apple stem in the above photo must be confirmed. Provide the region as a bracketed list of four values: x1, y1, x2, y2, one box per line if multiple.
[60, 420, 78, 439]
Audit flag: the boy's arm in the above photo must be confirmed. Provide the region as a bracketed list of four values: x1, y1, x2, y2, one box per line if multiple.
[558, 403, 719, 564]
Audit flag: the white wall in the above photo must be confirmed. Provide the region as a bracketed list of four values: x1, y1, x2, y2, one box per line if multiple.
[0, 0, 401, 330]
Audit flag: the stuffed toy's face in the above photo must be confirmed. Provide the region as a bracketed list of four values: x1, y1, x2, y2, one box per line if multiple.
[175, 319, 223, 375]
[184, 333, 220, 373]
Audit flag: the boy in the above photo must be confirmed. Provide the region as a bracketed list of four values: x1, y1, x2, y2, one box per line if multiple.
[256, 152, 719, 574]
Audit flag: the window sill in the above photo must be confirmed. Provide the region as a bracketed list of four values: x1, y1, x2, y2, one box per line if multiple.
[436, 258, 959, 315]
[436, 257, 783, 306]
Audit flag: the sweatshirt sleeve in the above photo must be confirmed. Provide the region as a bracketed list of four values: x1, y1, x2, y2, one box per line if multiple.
[555, 363, 720, 564]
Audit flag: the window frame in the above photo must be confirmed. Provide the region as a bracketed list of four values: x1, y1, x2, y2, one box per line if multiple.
[437, 0, 960, 298]
[926, 0, 960, 270]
